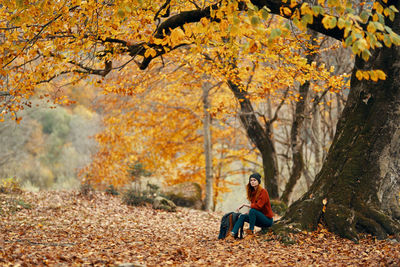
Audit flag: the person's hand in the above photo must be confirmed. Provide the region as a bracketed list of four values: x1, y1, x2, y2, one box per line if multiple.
[236, 204, 243, 213]
[236, 203, 249, 213]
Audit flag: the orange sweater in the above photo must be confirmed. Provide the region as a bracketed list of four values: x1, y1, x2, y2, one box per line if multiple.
[250, 187, 274, 219]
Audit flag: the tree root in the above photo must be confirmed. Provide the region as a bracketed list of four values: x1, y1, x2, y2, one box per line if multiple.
[280, 197, 400, 241]
[324, 203, 400, 241]
[262, 221, 301, 245]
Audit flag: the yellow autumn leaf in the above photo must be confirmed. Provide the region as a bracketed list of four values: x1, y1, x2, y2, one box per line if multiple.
[183, 24, 193, 37]
[367, 22, 376, 33]
[144, 48, 157, 58]
[337, 17, 346, 29]
[153, 38, 164, 45]
[373, 2, 384, 14]
[375, 70, 386, 80]
[356, 70, 363, 80]
[170, 28, 186, 46]
[384, 35, 392, 47]
[369, 70, 378, 82]
[300, 3, 311, 15]
[282, 7, 292, 16]
[322, 16, 336, 29]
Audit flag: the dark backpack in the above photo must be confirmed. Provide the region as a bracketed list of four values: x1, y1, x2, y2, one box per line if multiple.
[218, 212, 244, 239]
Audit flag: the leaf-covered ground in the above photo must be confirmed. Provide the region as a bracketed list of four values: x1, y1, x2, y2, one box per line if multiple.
[1, 191, 399, 266]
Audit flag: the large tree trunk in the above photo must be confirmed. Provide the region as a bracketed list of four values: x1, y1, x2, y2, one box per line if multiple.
[227, 80, 280, 199]
[311, 99, 323, 175]
[281, 39, 400, 239]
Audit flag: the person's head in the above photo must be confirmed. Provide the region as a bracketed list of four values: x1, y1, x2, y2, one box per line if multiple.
[246, 172, 262, 200]
[249, 173, 261, 188]
[249, 172, 261, 187]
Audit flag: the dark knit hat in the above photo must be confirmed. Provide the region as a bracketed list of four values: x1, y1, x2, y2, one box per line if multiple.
[249, 173, 261, 184]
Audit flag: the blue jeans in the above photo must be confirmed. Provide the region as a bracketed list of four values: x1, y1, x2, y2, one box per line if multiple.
[232, 208, 273, 234]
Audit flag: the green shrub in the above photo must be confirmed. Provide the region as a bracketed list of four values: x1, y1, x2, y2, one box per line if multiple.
[105, 185, 119, 196]
[146, 182, 159, 195]
[128, 162, 152, 178]
[122, 188, 152, 206]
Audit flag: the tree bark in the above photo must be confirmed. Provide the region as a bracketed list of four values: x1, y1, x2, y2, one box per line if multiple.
[312, 98, 323, 175]
[202, 82, 214, 211]
[282, 36, 400, 239]
[227, 80, 279, 199]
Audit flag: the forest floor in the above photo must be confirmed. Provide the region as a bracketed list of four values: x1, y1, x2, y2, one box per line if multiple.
[1, 191, 400, 266]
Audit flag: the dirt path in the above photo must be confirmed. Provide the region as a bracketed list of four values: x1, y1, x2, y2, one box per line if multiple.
[1, 191, 399, 266]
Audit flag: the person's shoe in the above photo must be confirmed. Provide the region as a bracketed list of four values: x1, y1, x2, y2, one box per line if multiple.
[243, 229, 255, 240]
[225, 232, 235, 242]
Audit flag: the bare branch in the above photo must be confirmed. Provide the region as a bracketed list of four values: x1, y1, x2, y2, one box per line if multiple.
[69, 60, 113, 77]
[270, 87, 290, 123]
[310, 86, 331, 113]
[2, 5, 79, 69]
[11, 55, 41, 70]
[35, 71, 75, 84]
[154, 0, 172, 22]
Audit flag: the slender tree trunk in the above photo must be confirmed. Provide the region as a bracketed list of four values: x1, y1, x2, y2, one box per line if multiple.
[280, 79, 309, 203]
[213, 147, 225, 211]
[281, 32, 317, 203]
[227, 80, 279, 199]
[282, 40, 400, 240]
[202, 82, 213, 211]
[266, 94, 280, 185]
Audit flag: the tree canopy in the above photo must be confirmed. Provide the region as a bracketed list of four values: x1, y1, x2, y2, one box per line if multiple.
[1, 0, 396, 118]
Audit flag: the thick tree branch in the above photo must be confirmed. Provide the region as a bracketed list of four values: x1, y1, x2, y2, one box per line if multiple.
[250, 0, 344, 40]
[136, 0, 348, 69]
[137, 1, 247, 69]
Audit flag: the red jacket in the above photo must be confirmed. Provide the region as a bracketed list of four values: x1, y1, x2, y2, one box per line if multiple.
[250, 187, 274, 219]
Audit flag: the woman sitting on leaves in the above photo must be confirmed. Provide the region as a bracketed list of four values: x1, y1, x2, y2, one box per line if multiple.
[226, 172, 274, 241]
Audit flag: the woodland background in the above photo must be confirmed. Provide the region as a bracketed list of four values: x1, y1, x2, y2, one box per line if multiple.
[0, 27, 352, 212]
